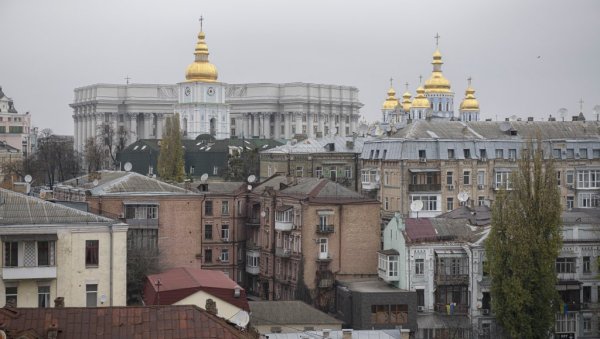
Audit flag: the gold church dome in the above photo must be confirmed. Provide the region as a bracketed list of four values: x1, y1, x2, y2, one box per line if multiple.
[382, 87, 399, 110]
[401, 91, 412, 111]
[460, 86, 480, 111]
[185, 31, 218, 82]
[424, 49, 451, 94]
[411, 86, 430, 108]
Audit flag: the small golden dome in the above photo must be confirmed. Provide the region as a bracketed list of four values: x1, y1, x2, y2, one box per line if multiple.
[185, 31, 218, 82]
[401, 91, 412, 111]
[411, 86, 430, 108]
[460, 86, 480, 111]
[424, 49, 451, 94]
[382, 87, 399, 110]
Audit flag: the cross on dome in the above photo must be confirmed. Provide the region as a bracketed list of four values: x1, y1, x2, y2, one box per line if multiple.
[199, 16, 204, 31]
[434, 33, 440, 47]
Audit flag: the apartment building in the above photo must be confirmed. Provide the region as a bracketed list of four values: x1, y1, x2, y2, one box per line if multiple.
[0, 188, 127, 308]
[361, 120, 600, 218]
[259, 136, 367, 191]
[0, 87, 34, 157]
[244, 175, 380, 311]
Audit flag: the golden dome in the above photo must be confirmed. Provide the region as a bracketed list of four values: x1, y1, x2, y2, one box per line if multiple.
[411, 86, 430, 108]
[401, 91, 412, 111]
[185, 31, 218, 82]
[460, 86, 480, 111]
[424, 49, 451, 94]
[382, 87, 399, 110]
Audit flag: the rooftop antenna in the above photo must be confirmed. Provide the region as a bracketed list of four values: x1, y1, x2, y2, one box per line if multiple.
[593, 105, 600, 121]
[579, 98, 584, 113]
[124, 76, 131, 85]
[410, 200, 423, 219]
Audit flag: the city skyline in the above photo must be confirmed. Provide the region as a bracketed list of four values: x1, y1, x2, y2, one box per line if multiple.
[1, 0, 599, 135]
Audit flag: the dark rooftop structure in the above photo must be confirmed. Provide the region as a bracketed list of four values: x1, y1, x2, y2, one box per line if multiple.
[249, 300, 342, 327]
[0, 305, 256, 339]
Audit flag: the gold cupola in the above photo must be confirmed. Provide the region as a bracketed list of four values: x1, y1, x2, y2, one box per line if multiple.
[401, 83, 412, 111]
[460, 84, 480, 111]
[382, 87, 399, 110]
[424, 49, 451, 93]
[411, 86, 430, 108]
[185, 30, 218, 82]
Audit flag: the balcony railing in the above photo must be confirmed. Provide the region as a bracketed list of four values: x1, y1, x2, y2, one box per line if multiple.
[125, 218, 159, 229]
[378, 268, 400, 282]
[275, 247, 292, 258]
[317, 252, 331, 262]
[246, 218, 260, 227]
[434, 303, 469, 315]
[246, 265, 260, 275]
[316, 225, 334, 234]
[408, 183, 441, 192]
[275, 220, 293, 232]
[3, 266, 57, 280]
[362, 181, 380, 190]
[435, 274, 469, 285]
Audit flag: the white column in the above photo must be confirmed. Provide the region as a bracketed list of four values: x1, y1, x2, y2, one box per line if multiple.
[251, 114, 258, 137]
[156, 114, 164, 139]
[328, 114, 335, 136]
[295, 113, 302, 136]
[307, 113, 313, 138]
[274, 113, 280, 139]
[340, 112, 346, 137]
[264, 113, 271, 139]
[130, 115, 138, 141]
[283, 113, 290, 139]
[318, 113, 325, 137]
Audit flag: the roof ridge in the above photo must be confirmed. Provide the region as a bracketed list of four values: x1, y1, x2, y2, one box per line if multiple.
[308, 179, 329, 198]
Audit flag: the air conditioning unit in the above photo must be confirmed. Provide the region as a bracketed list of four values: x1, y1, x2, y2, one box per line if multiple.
[478, 184, 485, 190]
[447, 185, 454, 191]
[417, 306, 425, 312]
[482, 309, 490, 315]
[419, 158, 427, 163]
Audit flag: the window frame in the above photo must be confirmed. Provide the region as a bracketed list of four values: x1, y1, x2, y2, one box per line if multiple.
[85, 240, 99, 268]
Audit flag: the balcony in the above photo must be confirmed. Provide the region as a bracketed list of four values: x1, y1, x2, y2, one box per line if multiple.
[275, 247, 292, 258]
[246, 248, 260, 275]
[361, 181, 379, 191]
[246, 241, 261, 251]
[317, 252, 331, 262]
[316, 225, 334, 234]
[246, 265, 260, 275]
[434, 303, 469, 315]
[275, 220, 293, 232]
[435, 274, 469, 285]
[246, 218, 260, 227]
[125, 218, 158, 229]
[3, 266, 57, 280]
[408, 183, 441, 192]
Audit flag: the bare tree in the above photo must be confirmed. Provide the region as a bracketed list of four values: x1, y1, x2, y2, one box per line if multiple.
[97, 122, 129, 170]
[84, 136, 105, 173]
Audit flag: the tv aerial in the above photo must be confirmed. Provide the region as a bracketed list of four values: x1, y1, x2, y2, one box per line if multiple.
[457, 191, 470, 205]
[124, 162, 132, 172]
[200, 173, 209, 182]
[92, 179, 99, 187]
[410, 200, 424, 219]
[558, 108, 568, 121]
[593, 105, 600, 121]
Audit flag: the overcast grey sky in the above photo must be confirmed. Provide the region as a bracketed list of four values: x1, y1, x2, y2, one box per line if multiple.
[1, 0, 599, 135]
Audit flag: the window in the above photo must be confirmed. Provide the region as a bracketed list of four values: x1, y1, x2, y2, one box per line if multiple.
[329, 168, 337, 181]
[370, 304, 408, 325]
[417, 289, 425, 307]
[583, 316, 591, 332]
[86, 284, 97, 307]
[478, 196, 485, 206]
[583, 256, 591, 273]
[580, 148, 588, 159]
[221, 201, 229, 215]
[220, 249, 229, 262]
[412, 195, 438, 211]
[577, 170, 600, 188]
[246, 254, 259, 268]
[555, 312, 576, 333]
[345, 166, 352, 178]
[37, 241, 52, 266]
[5, 287, 17, 307]
[583, 286, 591, 303]
[508, 149, 517, 160]
[204, 225, 213, 240]
[361, 169, 378, 184]
[375, 150, 380, 159]
[556, 171, 561, 186]
[204, 201, 213, 216]
[204, 249, 212, 263]
[419, 150, 426, 160]
[566, 196, 574, 209]
[447, 149, 455, 159]
[477, 171, 485, 186]
[9, 126, 23, 133]
[463, 149, 471, 159]
[566, 171, 574, 185]
[566, 148, 575, 159]
[38, 286, 50, 308]
[415, 259, 425, 275]
[213, 166, 218, 175]
[221, 224, 230, 241]
[552, 148, 561, 159]
[296, 166, 303, 177]
[480, 149, 487, 159]
[276, 208, 293, 223]
[318, 238, 328, 258]
[578, 193, 600, 208]
[463, 171, 471, 185]
[447, 197, 454, 211]
[495, 171, 512, 189]
[384, 197, 389, 210]
[384, 171, 390, 185]
[4, 241, 18, 267]
[382, 150, 387, 160]
[446, 171, 453, 185]
[315, 166, 322, 178]
[555, 257, 576, 273]
[494, 149, 503, 159]
[387, 255, 398, 277]
[125, 205, 158, 219]
[593, 149, 600, 159]
[85, 240, 99, 267]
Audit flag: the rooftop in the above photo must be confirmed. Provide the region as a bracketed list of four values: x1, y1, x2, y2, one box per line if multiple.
[0, 188, 113, 225]
[261, 136, 367, 154]
[249, 300, 343, 326]
[404, 217, 488, 244]
[337, 278, 411, 293]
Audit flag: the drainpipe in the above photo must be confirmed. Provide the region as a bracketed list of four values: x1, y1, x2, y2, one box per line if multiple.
[109, 223, 114, 306]
[337, 204, 343, 275]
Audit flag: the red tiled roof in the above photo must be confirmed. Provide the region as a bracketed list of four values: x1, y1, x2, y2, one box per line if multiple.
[144, 267, 250, 311]
[0, 305, 255, 339]
[404, 218, 437, 242]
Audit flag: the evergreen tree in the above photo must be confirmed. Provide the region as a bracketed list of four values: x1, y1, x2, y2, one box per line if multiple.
[157, 114, 185, 182]
[485, 140, 562, 339]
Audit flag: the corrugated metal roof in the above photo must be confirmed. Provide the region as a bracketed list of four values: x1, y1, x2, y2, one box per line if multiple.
[0, 188, 113, 225]
[250, 301, 343, 326]
[261, 136, 369, 154]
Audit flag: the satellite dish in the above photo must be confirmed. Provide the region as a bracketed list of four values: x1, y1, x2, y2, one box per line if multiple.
[229, 310, 250, 328]
[124, 162, 133, 172]
[386, 126, 392, 132]
[247, 184, 253, 191]
[247, 174, 257, 183]
[260, 211, 266, 217]
[499, 122, 511, 132]
[457, 191, 470, 202]
[410, 200, 423, 212]
[24, 174, 32, 183]
[92, 179, 99, 187]
[200, 173, 209, 182]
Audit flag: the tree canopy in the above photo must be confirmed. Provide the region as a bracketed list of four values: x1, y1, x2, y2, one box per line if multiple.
[157, 113, 185, 182]
[485, 140, 562, 338]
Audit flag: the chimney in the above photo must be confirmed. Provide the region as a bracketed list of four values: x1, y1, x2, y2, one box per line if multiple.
[47, 323, 59, 339]
[205, 298, 218, 315]
[54, 297, 65, 308]
[322, 329, 331, 338]
[342, 329, 353, 339]
[572, 116, 579, 121]
[527, 117, 534, 122]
